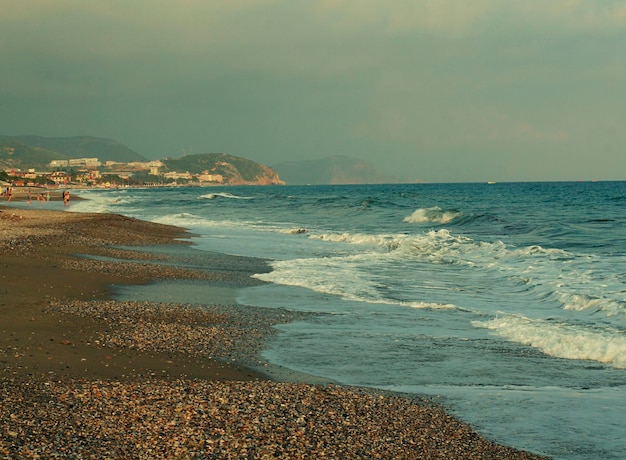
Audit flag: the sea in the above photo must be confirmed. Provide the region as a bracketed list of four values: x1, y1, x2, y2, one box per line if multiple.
[29, 181, 626, 459]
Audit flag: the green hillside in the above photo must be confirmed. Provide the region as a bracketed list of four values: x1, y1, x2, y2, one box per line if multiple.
[12, 136, 147, 163]
[0, 137, 63, 169]
[163, 153, 284, 185]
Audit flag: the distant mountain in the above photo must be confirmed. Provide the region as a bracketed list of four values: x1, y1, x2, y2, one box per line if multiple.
[273, 155, 406, 185]
[163, 153, 285, 185]
[2, 135, 147, 164]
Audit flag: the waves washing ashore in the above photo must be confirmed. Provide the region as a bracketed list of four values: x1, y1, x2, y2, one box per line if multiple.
[473, 313, 626, 369]
[58, 181, 626, 459]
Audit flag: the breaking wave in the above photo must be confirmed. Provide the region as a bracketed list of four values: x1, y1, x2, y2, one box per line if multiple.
[473, 314, 626, 369]
[199, 192, 253, 200]
[403, 207, 463, 224]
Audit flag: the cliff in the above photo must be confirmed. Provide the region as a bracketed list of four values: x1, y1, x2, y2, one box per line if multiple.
[162, 153, 284, 185]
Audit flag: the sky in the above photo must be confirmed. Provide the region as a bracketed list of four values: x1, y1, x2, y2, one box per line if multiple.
[1, 0, 625, 182]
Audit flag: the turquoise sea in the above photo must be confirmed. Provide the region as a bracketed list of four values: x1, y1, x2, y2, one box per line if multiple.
[38, 181, 626, 459]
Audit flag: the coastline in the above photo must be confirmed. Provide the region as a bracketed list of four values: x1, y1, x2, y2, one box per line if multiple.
[0, 205, 547, 458]
[0, 205, 264, 382]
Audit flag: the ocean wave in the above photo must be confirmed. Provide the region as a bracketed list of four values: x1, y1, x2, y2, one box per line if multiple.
[403, 207, 463, 224]
[307, 228, 510, 263]
[510, 245, 573, 260]
[309, 232, 407, 249]
[153, 212, 208, 226]
[152, 212, 249, 229]
[561, 293, 626, 318]
[252, 255, 460, 311]
[279, 228, 308, 235]
[397, 230, 510, 268]
[305, 230, 596, 296]
[199, 192, 253, 200]
[473, 314, 626, 369]
[69, 194, 135, 214]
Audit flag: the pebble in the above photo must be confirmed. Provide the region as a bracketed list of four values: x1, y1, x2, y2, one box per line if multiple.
[47, 299, 312, 365]
[0, 208, 548, 459]
[0, 378, 546, 459]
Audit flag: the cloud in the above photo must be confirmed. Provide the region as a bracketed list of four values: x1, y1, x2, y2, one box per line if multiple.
[1, 0, 624, 181]
[354, 97, 571, 152]
[307, 0, 626, 36]
[3, 0, 625, 81]
[511, 0, 626, 31]
[309, 0, 496, 35]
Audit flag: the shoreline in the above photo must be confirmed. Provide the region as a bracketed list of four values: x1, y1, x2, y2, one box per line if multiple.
[1, 205, 265, 382]
[0, 205, 548, 458]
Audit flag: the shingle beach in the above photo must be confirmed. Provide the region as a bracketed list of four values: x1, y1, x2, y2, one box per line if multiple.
[0, 204, 548, 459]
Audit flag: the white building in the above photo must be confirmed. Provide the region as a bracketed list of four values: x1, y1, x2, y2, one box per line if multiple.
[50, 158, 101, 168]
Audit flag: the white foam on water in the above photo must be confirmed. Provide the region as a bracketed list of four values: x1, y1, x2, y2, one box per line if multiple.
[309, 231, 407, 249]
[403, 206, 463, 224]
[473, 313, 626, 368]
[64, 183, 626, 459]
[253, 252, 460, 311]
[153, 212, 276, 233]
[561, 293, 626, 318]
[198, 191, 254, 200]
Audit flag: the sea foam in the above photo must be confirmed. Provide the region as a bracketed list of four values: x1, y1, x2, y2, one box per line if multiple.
[561, 293, 626, 318]
[473, 314, 626, 368]
[403, 207, 463, 224]
[199, 192, 253, 200]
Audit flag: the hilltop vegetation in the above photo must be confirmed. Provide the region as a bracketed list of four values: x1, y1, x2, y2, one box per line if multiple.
[1, 135, 403, 185]
[8, 136, 146, 163]
[0, 135, 146, 169]
[0, 137, 62, 169]
[163, 153, 284, 185]
[0, 135, 284, 186]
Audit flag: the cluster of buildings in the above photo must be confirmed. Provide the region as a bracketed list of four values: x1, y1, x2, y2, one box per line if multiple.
[4, 158, 225, 187]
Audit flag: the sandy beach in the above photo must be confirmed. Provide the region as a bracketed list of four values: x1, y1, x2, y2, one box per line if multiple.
[0, 204, 548, 459]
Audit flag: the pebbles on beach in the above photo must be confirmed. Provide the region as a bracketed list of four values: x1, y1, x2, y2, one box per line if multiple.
[5, 298, 548, 460]
[0, 378, 545, 459]
[59, 257, 237, 282]
[47, 299, 312, 366]
[0, 207, 547, 459]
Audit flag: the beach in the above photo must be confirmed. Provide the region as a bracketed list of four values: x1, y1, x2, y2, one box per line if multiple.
[0, 203, 547, 459]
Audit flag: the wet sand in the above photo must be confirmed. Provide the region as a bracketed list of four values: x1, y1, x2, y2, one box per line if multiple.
[0, 205, 548, 459]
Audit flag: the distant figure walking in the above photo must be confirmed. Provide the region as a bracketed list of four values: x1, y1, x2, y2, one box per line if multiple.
[6, 186, 12, 202]
[27, 189, 32, 204]
[63, 190, 70, 206]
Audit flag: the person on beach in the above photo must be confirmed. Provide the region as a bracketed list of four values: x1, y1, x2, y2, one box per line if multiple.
[27, 189, 32, 204]
[6, 186, 12, 202]
[63, 190, 70, 206]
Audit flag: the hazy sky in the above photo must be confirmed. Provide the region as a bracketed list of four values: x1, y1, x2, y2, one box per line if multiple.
[1, 1, 625, 182]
